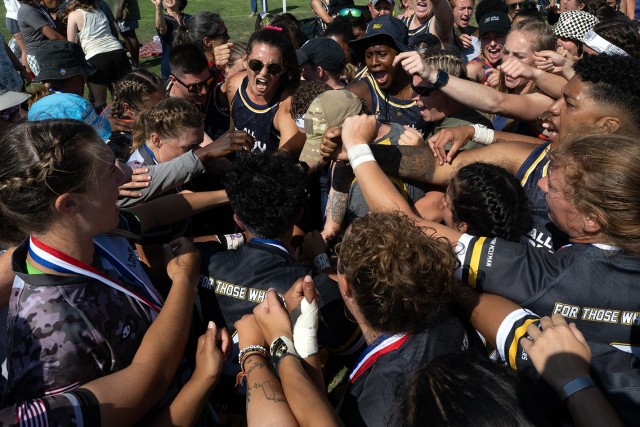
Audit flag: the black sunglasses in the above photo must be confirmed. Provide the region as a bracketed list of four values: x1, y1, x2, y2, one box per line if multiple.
[507, 1, 531, 9]
[411, 83, 436, 97]
[248, 59, 284, 75]
[170, 73, 215, 93]
[338, 7, 363, 17]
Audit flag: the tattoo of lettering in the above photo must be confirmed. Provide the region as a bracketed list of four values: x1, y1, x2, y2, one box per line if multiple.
[371, 145, 436, 183]
[246, 360, 266, 377]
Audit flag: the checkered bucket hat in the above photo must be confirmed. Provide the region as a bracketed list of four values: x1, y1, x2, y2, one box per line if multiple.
[554, 11, 599, 42]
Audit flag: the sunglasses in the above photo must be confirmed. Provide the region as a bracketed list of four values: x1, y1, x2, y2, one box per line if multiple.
[338, 7, 363, 17]
[170, 73, 215, 93]
[411, 83, 436, 97]
[507, 1, 531, 9]
[213, 29, 230, 40]
[248, 59, 283, 75]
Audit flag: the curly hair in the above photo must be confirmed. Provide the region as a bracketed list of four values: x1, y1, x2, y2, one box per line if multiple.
[573, 54, 640, 132]
[448, 163, 531, 242]
[110, 69, 163, 118]
[549, 134, 640, 256]
[224, 153, 308, 238]
[0, 120, 106, 245]
[131, 97, 203, 153]
[291, 81, 332, 119]
[590, 18, 640, 58]
[246, 28, 301, 92]
[336, 212, 457, 334]
[580, 0, 617, 21]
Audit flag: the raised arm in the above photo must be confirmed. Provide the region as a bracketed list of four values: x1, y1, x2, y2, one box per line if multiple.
[431, 0, 455, 45]
[499, 57, 567, 100]
[151, 0, 167, 35]
[394, 51, 553, 121]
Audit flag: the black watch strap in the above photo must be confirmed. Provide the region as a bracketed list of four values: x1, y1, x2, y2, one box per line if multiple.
[432, 69, 449, 89]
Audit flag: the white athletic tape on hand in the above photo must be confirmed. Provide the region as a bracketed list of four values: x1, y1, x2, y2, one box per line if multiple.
[293, 298, 319, 358]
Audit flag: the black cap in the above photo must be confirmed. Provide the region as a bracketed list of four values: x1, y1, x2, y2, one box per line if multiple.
[297, 38, 346, 74]
[349, 15, 409, 53]
[36, 41, 96, 81]
[478, 12, 511, 36]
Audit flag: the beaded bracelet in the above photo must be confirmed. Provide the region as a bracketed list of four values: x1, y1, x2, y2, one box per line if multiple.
[237, 345, 268, 365]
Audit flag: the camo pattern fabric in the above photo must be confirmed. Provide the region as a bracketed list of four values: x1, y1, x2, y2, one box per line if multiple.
[5, 236, 154, 404]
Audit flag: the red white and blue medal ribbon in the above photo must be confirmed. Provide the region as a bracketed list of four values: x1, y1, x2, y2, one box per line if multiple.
[349, 333, 410, 384]
[28, 235, 163, 313]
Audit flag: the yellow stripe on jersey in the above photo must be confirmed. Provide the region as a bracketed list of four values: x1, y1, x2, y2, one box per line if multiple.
[239, 89, 278, 114]
[519, 146, 550, 187]
[509, 318, 538, 369]
[367, 75, 416, 108]
[468, 236, 486, 287]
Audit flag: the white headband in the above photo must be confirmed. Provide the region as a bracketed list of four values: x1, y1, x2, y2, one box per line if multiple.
[583, 30, 629, 56]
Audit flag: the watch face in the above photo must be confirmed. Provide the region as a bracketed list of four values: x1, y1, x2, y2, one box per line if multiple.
[272, 337, 289, 358]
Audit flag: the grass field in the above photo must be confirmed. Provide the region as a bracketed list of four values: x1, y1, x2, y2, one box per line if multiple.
[0, 0, 375, 73]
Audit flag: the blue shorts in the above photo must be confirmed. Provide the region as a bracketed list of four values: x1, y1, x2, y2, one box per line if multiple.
[117, 20, 139, 33]
[5, 18, 20, 34]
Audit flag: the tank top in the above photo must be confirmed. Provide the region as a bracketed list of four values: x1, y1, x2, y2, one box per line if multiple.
[78, 9, 123, 59]
[401, 14, 430, 37]
[231, 77, 282, 154]
[362, 73, 428, 131]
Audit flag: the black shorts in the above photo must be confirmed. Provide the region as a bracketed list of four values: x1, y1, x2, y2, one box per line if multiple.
[87, 49, 131, 85]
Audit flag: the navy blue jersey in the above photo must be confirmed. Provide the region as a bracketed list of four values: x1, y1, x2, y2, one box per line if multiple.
[231, 77, 281, 155]
[362, 73, 429, 131]
[457, 234, 640, 425]
[401, 14, 431, 37]
[514, 142, 569, 251]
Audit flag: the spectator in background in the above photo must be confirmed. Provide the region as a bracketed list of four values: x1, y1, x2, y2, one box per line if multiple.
[554, 10, 599, 59]
[151, 0, 191, 81]
[250, 0, 267, 18]
[16, 0, 66, 76]
[108, 0, 140, 67]
[369, 0, 394, 18]
[4, 0, 29, 74]
[173, 12, 231, 74]
[65, 0, 132, 112]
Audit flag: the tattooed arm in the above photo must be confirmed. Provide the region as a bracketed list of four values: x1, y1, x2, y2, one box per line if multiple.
[244, 355, 298, 427]
[235, 315, 298, 427]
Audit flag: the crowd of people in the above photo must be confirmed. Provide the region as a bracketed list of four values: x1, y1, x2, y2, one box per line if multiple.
[0, 0, 639, 425]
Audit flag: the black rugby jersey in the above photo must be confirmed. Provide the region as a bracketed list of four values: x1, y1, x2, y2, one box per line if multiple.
[457, 234, 640, 425]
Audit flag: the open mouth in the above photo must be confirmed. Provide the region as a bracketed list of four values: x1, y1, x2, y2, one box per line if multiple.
[373, 71, 389, 86]
[255, 77, 269, 92]
[414, 1, 429, 14]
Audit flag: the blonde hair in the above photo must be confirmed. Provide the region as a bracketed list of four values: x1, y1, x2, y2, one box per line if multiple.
[550, 134, 640, 255]
[131, 98, 204, 153]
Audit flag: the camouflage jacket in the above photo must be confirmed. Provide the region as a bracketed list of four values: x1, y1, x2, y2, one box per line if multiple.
[5, 235, 154, 404]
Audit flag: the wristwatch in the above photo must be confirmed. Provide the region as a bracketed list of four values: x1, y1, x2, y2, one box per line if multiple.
[431, 69, 450, 89]
[270, 336, 299, 376]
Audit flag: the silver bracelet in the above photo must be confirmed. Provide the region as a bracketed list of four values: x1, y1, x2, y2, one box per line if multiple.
[557, 376, 595, 401]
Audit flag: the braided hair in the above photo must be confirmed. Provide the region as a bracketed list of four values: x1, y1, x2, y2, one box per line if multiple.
[0, 120, 106, 245]
[131, 97, 203, 154]
[448, 162, 531, 242]
[111, 69, 163, 118]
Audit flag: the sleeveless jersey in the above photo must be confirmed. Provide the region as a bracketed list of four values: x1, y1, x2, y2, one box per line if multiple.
[401, 14, 430, 37]
[231, 77, 282, 155]
[362, 73, 429, 131]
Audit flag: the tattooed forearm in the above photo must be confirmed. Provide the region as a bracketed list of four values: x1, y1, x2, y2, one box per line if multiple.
[258, 381, 286, 402]
[325, 188, 348, 225]
[371, 145, 436, 183]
